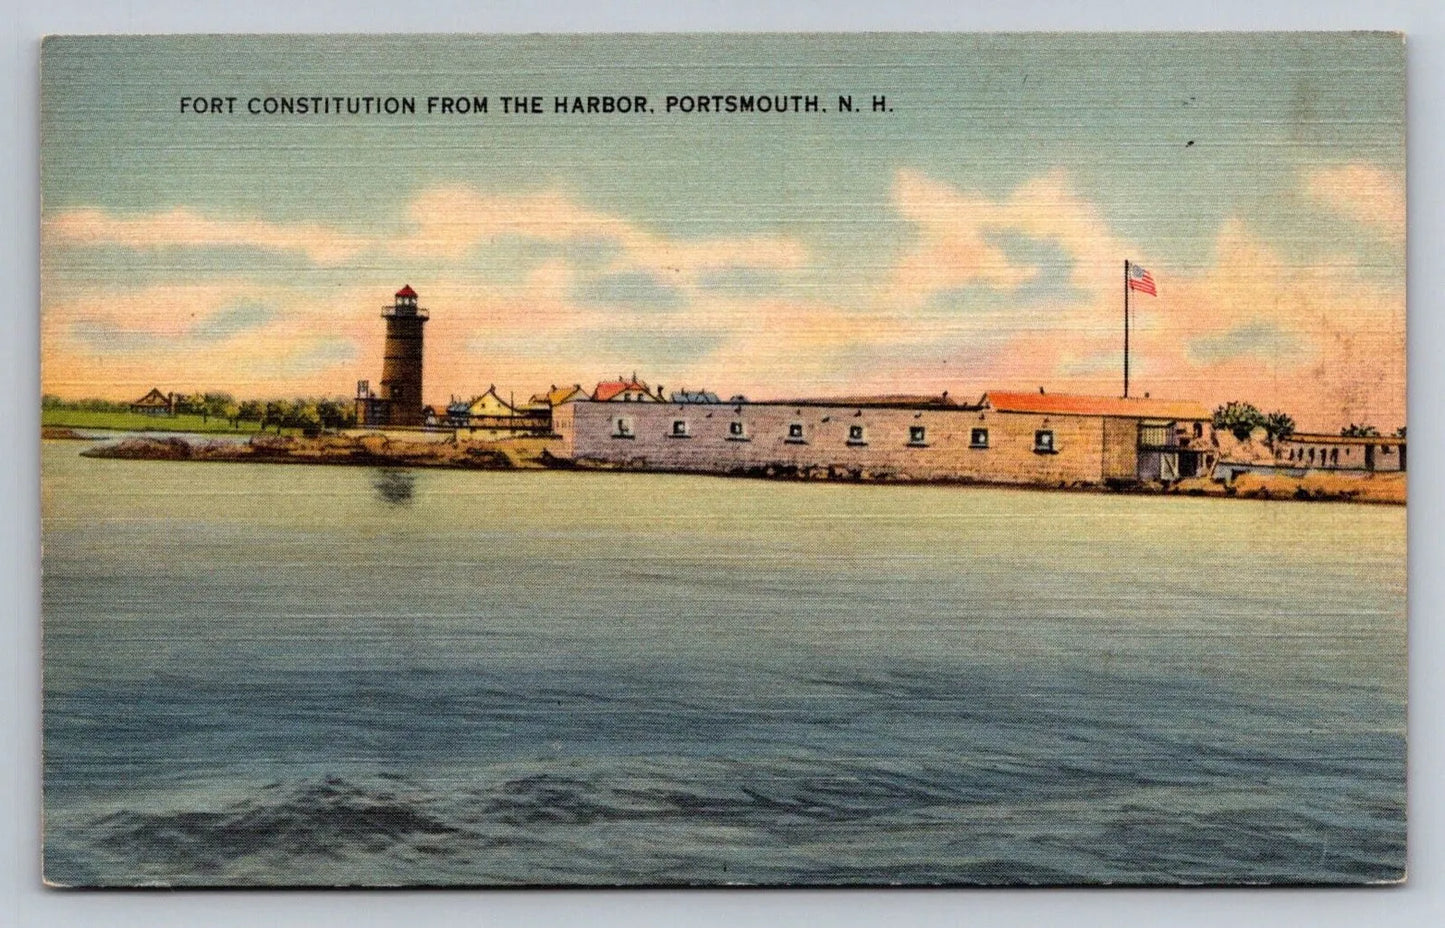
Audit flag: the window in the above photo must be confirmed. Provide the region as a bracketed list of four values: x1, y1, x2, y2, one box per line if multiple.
[728, 420, 748, 440]
[847, 424, 867, 445]
[1193, 421, 1204, 438]
[1034, 429, 1055, 453]
[392, 385, 404, 401]
[670, 419, 690, 438]
[970, 427, 989, 449]
[613, 417, 635, 439]
[909, 425, 928, 446]
[786, 422, 806, 443]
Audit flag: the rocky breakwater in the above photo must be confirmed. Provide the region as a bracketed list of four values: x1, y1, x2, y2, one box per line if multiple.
[81, 433, 553, 470]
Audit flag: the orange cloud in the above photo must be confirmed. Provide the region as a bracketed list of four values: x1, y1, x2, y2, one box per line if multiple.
[889, 168, 1127, 306]
[391, 185, 809, 279]
[43, 208, 369, 265]
[964, 220, 1405, 431]
[877, 170, 1404, 431]
[43, 282, 269, 338]
[42, 282, 379, 399]
[1304, 162, 1405, 240]
[1141, 221, 1404, 431]
[39, 169, 1405, 435]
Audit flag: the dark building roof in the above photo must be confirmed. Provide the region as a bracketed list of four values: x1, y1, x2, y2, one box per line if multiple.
[670, 390, 721, 404]
[763, 393, 956, 408]
[131, 388, 171, 407]
[395, 284, 417, 298]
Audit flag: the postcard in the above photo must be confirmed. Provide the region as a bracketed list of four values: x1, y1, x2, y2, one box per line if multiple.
[40, 33, 1406, 887]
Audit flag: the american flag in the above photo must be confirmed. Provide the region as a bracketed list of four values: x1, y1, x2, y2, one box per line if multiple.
[1128, 263, 1157, 296]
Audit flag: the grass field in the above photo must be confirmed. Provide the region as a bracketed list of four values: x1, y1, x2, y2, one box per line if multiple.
[42, 408, 279, 435]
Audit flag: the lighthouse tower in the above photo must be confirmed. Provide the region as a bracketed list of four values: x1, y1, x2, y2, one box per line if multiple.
[377, 284, 428, 426]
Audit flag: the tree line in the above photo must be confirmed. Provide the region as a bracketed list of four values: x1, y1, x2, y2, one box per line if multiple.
[43, 392, 358, 434]
[1211, 401, 1405, 442]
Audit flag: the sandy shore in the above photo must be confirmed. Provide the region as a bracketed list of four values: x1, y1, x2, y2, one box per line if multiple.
[1161, 474, 1410, 503]
[1196, 470, 1406, 505]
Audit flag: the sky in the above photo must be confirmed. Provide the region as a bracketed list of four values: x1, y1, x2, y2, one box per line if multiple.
[39, 33, 1405, 431]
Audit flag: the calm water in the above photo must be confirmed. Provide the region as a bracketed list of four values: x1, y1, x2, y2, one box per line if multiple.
[40, 440, 1407, 886]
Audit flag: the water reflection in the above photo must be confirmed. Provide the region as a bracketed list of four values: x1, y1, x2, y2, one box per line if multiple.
[370, 468, 416, 505]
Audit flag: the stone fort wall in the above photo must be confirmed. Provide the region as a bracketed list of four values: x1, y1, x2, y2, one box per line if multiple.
[552, 401, 1139, 486]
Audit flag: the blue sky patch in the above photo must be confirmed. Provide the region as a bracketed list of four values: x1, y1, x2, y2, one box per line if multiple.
[190, 301, 275, 341]
[572, 270, 686, 311]
[1187, 322, 1310, 364]
[695, 267, 787, 298]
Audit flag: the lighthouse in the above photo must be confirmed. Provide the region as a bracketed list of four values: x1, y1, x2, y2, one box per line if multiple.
[360, 285, 429, 427]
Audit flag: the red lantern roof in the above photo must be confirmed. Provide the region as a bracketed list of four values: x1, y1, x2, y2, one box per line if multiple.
[395, 284, 417, 298]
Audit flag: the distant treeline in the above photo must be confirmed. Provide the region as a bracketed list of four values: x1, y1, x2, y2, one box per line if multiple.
[43, 393, 358, 433]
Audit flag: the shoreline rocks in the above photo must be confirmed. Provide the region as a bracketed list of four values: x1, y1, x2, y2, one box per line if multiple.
[72, 432, 1405, 505]
[80, 433, 545, 470]
[564, 457, 1405, 505]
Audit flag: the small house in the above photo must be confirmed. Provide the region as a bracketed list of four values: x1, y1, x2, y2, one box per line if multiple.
[447, 386, 517, 426]
[527, 384, 589, 411]
[130, 388, 175, 416]
[593, 375, 662, 403]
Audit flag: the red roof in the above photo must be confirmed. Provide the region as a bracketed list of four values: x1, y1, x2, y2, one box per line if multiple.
[395, 284, 417, 298]
[593, 379, 651, 402]
[981, 391, 1210, 420]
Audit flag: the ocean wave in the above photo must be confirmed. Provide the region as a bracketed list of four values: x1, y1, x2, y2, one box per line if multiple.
[93, 776, 461, 872]
[62, 753, 1405, 886]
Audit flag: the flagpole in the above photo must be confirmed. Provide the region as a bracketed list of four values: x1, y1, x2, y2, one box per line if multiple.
[1123, 259, 1130, 398]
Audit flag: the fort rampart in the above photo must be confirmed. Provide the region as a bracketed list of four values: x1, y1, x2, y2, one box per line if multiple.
[551, 400, 1199, 487]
